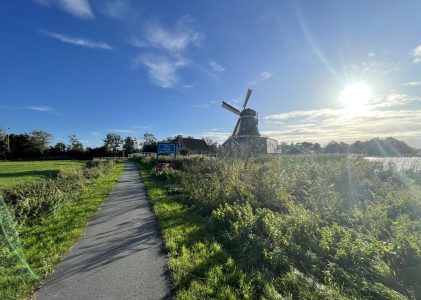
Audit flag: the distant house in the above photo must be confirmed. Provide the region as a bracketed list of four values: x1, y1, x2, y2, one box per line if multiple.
[176, 136, 211, 155]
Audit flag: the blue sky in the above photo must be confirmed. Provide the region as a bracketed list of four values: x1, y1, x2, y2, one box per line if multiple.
[1, 0, 421, 147]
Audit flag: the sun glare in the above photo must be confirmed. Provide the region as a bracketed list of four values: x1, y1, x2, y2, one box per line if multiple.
[339, 83, 372, 113]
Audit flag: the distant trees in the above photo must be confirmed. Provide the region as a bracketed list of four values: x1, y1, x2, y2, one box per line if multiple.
[103, 133, 123, 156]
[30, 130, 52, 154]
[281, 137, 418, 156]
[68, 134, 84, 152]
[122, 136, 136, 154]
[141, 132, 157, 152]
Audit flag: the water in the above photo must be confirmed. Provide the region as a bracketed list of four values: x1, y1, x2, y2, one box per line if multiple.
[364, 156, 421, 172]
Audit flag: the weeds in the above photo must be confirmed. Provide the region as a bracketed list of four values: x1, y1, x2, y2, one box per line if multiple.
[135, 155, 421, 299]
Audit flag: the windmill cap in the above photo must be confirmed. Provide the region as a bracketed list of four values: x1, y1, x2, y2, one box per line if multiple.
[240, 108, 257, 117]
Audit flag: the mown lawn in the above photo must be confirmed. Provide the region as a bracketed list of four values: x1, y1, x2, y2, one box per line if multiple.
[0, 162, 125, 299]
[0, 160, 84, 188]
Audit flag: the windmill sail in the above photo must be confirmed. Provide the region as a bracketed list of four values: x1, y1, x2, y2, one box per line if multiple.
[221, 101, 240, 115]
[243, 88, 252, 109]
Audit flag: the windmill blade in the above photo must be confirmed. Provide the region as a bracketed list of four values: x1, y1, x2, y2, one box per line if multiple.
[232, 118, 241, 137]
[243, 88, 252, 109]
[221, 101, 240, 115]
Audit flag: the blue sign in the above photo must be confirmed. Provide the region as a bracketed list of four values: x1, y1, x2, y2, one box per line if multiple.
[158, 143, 176, 154]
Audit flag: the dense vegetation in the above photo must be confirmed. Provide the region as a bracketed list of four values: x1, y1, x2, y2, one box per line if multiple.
[136, 155, 421, 299]
[0, 160, 124, 299]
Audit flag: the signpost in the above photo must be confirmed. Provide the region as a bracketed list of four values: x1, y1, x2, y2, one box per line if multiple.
[156, 143, 176, 171]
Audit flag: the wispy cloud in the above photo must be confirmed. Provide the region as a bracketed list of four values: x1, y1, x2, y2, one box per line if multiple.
[98, 0, 132, 20]
[208, 60, 225, 73]
[412, 45, 421, 63]
[109, 129, 136, 133]
[248, 71, 274, 86]
[34, 0, 94, 19]
[27, 105, 54, 111]
[40, 30, 113, 50]
[404, 81, 421, 87]
[260, 71, 273, 80]
[133, 15, 203, 53]
[131, 15, 204, 89]
[0, 105, 57, 113]
[132, 54, 187, 88]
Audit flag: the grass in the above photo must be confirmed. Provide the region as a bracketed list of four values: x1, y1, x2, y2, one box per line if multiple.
[137, 163, 255, 299]
[0, 160, 84, 189]
[0, 161, 125, 299]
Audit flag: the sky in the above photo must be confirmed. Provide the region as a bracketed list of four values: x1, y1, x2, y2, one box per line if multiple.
[1, 0, 421, 148]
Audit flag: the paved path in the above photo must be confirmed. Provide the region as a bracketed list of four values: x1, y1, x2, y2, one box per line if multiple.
[35, 161, 171, 300]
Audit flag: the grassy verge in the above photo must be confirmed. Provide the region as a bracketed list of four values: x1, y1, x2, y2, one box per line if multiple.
[0, 160, 85, 189]
[137, 163, 255, 299]
[0, 162, 125, 299]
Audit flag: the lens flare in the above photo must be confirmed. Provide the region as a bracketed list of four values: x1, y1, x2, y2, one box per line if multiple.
[339, 83, 372, 113]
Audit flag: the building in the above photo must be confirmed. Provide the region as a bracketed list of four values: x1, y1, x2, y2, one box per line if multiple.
[176, 136, 211, 155]
[222, 136, 278, 154]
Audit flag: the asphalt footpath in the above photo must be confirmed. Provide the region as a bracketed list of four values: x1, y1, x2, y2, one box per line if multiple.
[35, 161, 171, 300]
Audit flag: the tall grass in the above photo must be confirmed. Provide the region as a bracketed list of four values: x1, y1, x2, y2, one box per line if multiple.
[136, 155, 421, 299]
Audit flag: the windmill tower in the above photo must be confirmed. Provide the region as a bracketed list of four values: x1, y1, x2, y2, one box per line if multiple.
[221, 89, 278, 154]
[221, 89, 260, 137]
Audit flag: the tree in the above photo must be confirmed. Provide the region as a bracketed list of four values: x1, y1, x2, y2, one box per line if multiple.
[141, 132, 157, 152]
[68, 134, 84, 152]
[54, 142, 66, 153]
[30, 130, 52, 154]
[122, 136, 136, 155]
[103, 133, 123, 156]
[0, 128, 7, 159]
[203, 137, 218, 153]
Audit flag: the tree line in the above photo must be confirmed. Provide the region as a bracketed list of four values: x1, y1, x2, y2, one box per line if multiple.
[0, 128, 149, 160]
[280, 137, 419, 156]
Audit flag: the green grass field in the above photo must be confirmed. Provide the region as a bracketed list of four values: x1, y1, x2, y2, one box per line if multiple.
[0, 160, 84, 188]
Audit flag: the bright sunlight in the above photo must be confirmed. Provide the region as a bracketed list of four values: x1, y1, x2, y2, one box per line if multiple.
[339, 83, 372, 113]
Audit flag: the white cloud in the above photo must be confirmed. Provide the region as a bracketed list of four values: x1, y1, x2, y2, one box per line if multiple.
[200, 130, 231, 144]
[27, 105, 53, 111]
[99, 0, 131, 19]
[0, 105, 56, 113]
[131, 16, 204, 89]
[411, 45, 421, 63]
[368, 52, 376, 57]
[263, 92, 421, 147]
[404, 81, 421, 87]
[133, 54, 187, 88]
[40, 30, 113, 50]
[35, 0, 94, 19]
[109, 129, 136, 133]
[208, 60, 225, 73]
[135, 16, 203, 53]
[260, 71, 273, 80]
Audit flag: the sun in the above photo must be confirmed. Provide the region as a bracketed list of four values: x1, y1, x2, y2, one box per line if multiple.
[339, 83, 372, 113]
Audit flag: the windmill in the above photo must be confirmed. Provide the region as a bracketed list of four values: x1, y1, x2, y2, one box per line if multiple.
[220, 88, 278, 154]
[221, 89, 260, 137]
